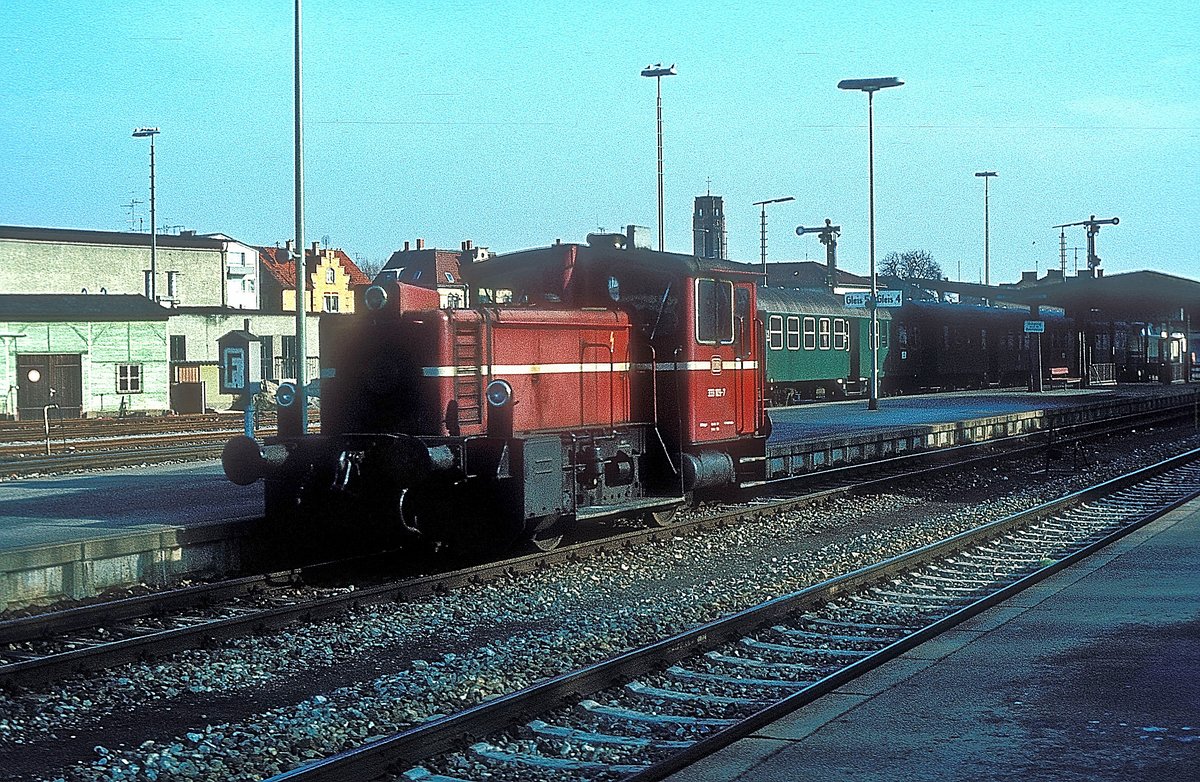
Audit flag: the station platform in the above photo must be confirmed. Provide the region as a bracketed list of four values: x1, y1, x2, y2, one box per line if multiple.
[760, 384, 1197, 479]
[0, 385, 1194, 609]
[0, 462, 261, 609]
[668, 496, 1200, 782]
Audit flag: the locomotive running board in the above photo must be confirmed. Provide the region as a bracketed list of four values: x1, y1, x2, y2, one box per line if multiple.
[575, 497, 686, 522]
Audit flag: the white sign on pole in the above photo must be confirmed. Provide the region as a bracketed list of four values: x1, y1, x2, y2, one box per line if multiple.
[1024, 320, 1045, 333]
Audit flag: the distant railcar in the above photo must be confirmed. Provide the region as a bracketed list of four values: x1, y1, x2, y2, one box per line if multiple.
[885, 300, 1076, 392]
[756, 287, 889, 404]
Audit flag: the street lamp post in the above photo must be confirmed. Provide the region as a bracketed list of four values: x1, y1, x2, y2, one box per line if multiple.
[975, 171, 997, 286]
[641, 63, 676, 252]
[838, 76, 903, 411]
[753, 196, 795, 281]
[132, 127, 160, 303]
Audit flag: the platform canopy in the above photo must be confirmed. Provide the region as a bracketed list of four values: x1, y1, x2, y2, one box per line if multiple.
[992, 270, 1200, 323]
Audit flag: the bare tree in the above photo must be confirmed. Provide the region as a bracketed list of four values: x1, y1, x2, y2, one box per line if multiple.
[880, 249, 942, 280]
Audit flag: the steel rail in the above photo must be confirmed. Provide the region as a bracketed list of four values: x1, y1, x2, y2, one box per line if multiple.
[263, 448, 1200, 781]
[1, 409, 1193, 689]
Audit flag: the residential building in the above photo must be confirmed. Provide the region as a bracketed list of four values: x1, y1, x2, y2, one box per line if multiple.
[258, 241, 371, 314]
[377, 239, 489, 309]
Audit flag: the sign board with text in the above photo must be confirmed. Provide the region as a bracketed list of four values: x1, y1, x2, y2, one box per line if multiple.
[876, 290, 903, 308]
[843, 290, 903, 309]
[1024, 320, 1045, 333]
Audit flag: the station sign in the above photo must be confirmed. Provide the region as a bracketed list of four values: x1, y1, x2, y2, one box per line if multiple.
[876, 290, 903, 308]
[1024, 320, 1046, 333]
[844, 290, 903, 308]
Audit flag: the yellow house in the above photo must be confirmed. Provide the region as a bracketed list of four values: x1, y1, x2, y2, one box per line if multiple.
[258, 241, 370, 313]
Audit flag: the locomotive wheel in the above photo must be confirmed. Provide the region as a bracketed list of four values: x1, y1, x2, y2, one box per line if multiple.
[645, 505, 684, 527]
[522, 513, 569, 552]
[402, 478, 524, 560]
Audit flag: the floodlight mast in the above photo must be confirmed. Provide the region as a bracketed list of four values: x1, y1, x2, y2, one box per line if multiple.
[131, 127, 161, 303]
[837, 76, 903, 411]
[974, 171, 997, 285]
[641, 63, 677, 252]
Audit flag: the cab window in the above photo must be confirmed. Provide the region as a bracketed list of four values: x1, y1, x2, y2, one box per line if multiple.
[695, 279, 734, 344]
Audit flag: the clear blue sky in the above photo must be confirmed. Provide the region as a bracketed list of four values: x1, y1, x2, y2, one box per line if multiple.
[2, 0, 1197, 284]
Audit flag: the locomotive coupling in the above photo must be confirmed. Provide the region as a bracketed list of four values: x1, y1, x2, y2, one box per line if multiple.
[221, 435, 290, 486]
[221, 433, 457, 490]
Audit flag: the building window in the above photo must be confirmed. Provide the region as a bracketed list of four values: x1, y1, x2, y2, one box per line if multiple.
[281, 335, 298, 379]
[834, 318, 848, 351]
[323, 293, 340, 312]
[411, 270, 422, 281]
[143, 270, 153, 299]
[819, 318, 831, 350]
[117, 364, 142, 393]
[803, 317, 817, 350]
[325, 266, 336, 284]
[170, 335, 186, 362]
[166, 270, 179, 300]
[445, 272, 455, 283]
[259, 335, 274, 380]
[768, 315, 784, 350]
[786, 316, 800, 350]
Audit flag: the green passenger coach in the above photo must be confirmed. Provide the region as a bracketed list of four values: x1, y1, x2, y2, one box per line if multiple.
[757, 287, 890, 405]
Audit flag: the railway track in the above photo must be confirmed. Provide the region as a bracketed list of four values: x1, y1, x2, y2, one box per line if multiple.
[266, 448, 1200, 782]
[0, 407, 1191, 693]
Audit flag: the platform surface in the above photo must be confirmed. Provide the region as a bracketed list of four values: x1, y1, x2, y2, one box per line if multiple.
[668, 496, 1200, 782]
[0, 461, 261, 551]
[766, 385, 1129, 444]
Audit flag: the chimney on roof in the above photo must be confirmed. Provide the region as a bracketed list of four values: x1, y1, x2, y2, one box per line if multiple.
[1045, 269, 1064, 282]
[1096, 269, 1103, 277]
[1021, 271, 1037, 285]
[285, 239, 295, 258]
[180, 229, 196, 237]
[311, 241, 320, 254]
[403, 241, 410, 251]
[465, 239, 473, 251]
[417, 238, 425, 250]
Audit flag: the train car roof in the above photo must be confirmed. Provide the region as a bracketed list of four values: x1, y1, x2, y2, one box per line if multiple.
[757, 286, 892, 319]
[902, 298, 1068, 321]
[462, 242, 762, 287]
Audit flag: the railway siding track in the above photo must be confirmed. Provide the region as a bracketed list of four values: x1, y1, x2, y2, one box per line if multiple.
[265, 449, 1200, 782]
[0, 410, 1192, 690]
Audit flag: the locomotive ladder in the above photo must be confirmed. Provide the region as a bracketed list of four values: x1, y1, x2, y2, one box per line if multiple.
[453, 320, 484, 426]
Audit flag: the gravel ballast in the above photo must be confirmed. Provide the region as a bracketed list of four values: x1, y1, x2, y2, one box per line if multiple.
[1, 428, 1196, 781]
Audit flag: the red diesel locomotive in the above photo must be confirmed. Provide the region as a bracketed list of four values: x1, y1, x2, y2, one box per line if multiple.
[223, 237, 771, 551]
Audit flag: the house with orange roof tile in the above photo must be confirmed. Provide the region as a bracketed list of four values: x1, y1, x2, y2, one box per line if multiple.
[258, 241, 372, 314]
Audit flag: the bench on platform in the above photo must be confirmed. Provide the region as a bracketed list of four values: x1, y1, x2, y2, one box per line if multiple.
[1047, 366, 1082, 389]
